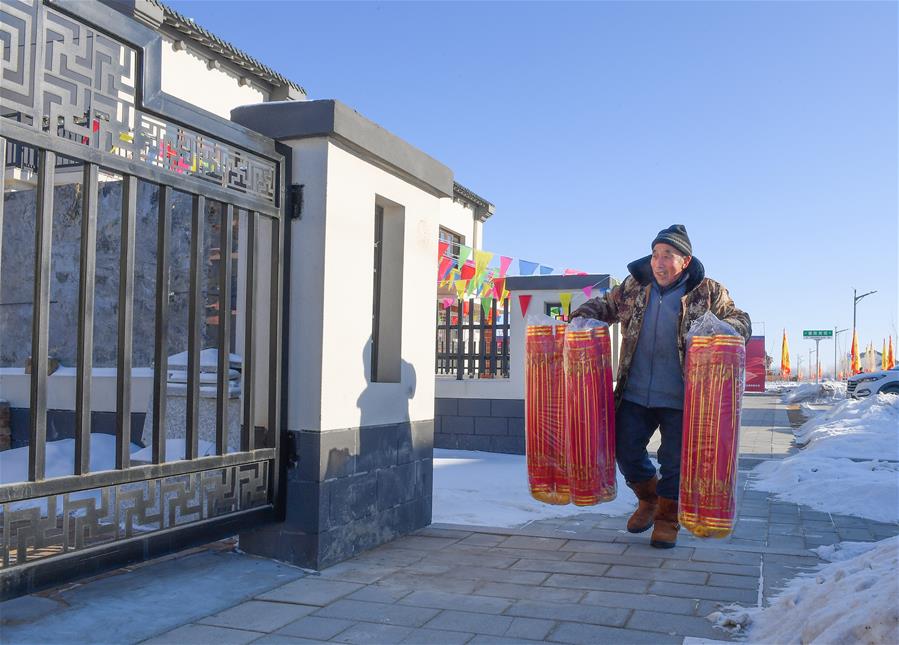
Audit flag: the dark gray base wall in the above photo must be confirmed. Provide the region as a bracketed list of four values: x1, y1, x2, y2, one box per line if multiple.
[435, 398, 525, 454]
[240, 420, 433, 570]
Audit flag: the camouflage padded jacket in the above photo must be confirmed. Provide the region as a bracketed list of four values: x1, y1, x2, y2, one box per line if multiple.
[570, 255, 751, 408]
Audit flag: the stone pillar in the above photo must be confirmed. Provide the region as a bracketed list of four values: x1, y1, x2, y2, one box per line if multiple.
[231, 100, 452, 569]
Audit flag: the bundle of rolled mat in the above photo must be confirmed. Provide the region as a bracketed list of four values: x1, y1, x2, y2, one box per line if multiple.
[525, 317, 616, 507]
[680, 327, 745, 538]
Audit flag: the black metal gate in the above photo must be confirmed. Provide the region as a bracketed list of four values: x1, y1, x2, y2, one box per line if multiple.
[0, 0, 285, 598]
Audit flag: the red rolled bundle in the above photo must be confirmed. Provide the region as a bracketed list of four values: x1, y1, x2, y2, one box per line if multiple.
[680, 334, 745, 538]
[525, 323, 568, 504]
[563, 324, 617, 505]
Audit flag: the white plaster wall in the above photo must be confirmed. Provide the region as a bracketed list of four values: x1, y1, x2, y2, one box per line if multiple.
[283, 138, 329, 432]
[314, 141, 440, 431]
[0, 367, 153, 412]
[438, 198, 478, 250]
[160, 40, 267, 120]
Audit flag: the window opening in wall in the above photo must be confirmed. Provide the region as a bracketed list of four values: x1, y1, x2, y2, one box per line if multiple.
[371, 205, 383, 380]
[439, 226, 463, 259]
[545, 301, 569, 323]
[371, 200, 404, 382]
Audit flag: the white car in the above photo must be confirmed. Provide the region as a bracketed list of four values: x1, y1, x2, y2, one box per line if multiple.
[847, 366, 899, 398]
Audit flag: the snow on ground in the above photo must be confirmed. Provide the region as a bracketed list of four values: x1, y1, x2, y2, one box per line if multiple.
[0, 436, 217, 486]
[751, 393, 899, 524]
[0, 434, 142, 485]
[793, 393, 899, 460]
[709, 536, 899, 644]
[779, 380, 847, 404]
[433, 448, 634, 527]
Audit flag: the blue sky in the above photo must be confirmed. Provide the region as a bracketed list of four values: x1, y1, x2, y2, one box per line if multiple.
[169, 0, 897, 371]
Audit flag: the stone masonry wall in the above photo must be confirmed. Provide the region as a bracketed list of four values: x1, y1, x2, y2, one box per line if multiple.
[240, 420, 434, 570]
[435, 397, 525, 454]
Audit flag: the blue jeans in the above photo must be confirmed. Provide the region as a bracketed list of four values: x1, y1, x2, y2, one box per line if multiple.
[616, 399, 683, 500]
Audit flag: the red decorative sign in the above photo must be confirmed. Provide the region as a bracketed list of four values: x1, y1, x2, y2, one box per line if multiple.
[745, 336, 766, 392]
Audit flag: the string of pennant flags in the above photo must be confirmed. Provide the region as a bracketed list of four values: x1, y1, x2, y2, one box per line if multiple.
[437, 241, 606, 318]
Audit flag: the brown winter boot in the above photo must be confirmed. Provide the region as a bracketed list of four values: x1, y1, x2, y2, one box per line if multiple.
[651, 497, 680, 549]
[626, 475, 659, 533]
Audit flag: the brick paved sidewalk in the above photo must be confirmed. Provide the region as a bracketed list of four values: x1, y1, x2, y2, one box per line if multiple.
[3, 393, 896, 644]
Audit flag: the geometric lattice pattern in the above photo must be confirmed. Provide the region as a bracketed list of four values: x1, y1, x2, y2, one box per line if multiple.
[0, 461, 269, 568]
[0, 1, 276, 203]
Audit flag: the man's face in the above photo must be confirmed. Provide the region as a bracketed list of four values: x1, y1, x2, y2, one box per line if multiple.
[651, 243, 691, 287]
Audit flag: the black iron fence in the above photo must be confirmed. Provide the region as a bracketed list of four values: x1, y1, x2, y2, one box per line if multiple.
[436, 298, 510, 379]
[0, 0, 285, 599]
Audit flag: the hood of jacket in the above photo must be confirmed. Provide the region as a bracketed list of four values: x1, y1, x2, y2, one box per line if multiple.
[625, 254, 706, 293]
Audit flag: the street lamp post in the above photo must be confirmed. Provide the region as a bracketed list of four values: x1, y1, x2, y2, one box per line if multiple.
[834, 327, 848, 379]
[853, 288, 877, 335]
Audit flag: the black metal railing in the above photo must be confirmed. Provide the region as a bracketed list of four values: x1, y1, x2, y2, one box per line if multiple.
[436, 297, 510, 379]
[4, 113, 81, 171]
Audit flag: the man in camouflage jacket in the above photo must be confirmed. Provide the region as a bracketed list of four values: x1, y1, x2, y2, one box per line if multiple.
[571, 225, 750, 548]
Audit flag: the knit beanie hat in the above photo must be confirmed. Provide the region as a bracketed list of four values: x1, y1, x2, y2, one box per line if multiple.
[652, 224, 692, 256]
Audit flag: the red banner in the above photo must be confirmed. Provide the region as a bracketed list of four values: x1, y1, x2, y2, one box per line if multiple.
[745, 336, 765, 392]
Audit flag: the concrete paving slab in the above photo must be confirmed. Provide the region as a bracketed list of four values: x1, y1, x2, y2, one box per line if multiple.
[274, 615, 355, 640]
[197, 600, 316, 632]
[249, 634, 330, 645]
[141, 623, 261, 645]
[423, 610, 515, 636]
[547, 621, 679, 644]
[543, 572, 651, 594]
[504, 600, 631, 627]
[399, 627, 475, 644]
[504, 617, 556, 641]
[312, 598, 439, 627]
[472, 581, 586, 604]
[648, 581, 757, 604]
[399, 590, 512, 614]
[579, 589, 698, 616]
[330, 622, 413, 644]
[627, 609, 733, 640]
[256, 578, 363, 606]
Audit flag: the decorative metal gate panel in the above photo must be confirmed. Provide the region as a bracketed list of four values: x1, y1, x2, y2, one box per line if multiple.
[0, 0, 285, 597]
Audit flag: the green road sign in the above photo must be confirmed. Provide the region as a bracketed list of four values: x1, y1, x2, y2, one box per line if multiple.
[803, 329, 833, 338]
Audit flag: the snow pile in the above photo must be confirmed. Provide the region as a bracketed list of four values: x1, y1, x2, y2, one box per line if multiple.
[793, 394, 899, 460]
[813, 540, 881, 563]
[751, 393, 899, 523]
[780, 381, 847, 404]
[752, 457, 898, 523]
[709, 537, 899, 644]
[433, 449, 633, 527]
[0, 434, 142, 484]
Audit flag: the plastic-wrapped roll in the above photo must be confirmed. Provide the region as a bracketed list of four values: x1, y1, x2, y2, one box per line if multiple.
[680, 333, 745, 538]
[563, 322, 617, 506]
[525, 323, 568, 504]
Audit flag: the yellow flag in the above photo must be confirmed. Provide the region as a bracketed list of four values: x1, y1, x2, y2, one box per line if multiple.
[559, 292, 572, 317]
[454, 280, 468, 300]
[780, 330, 791, 377]
[474, 250, 494, 280]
